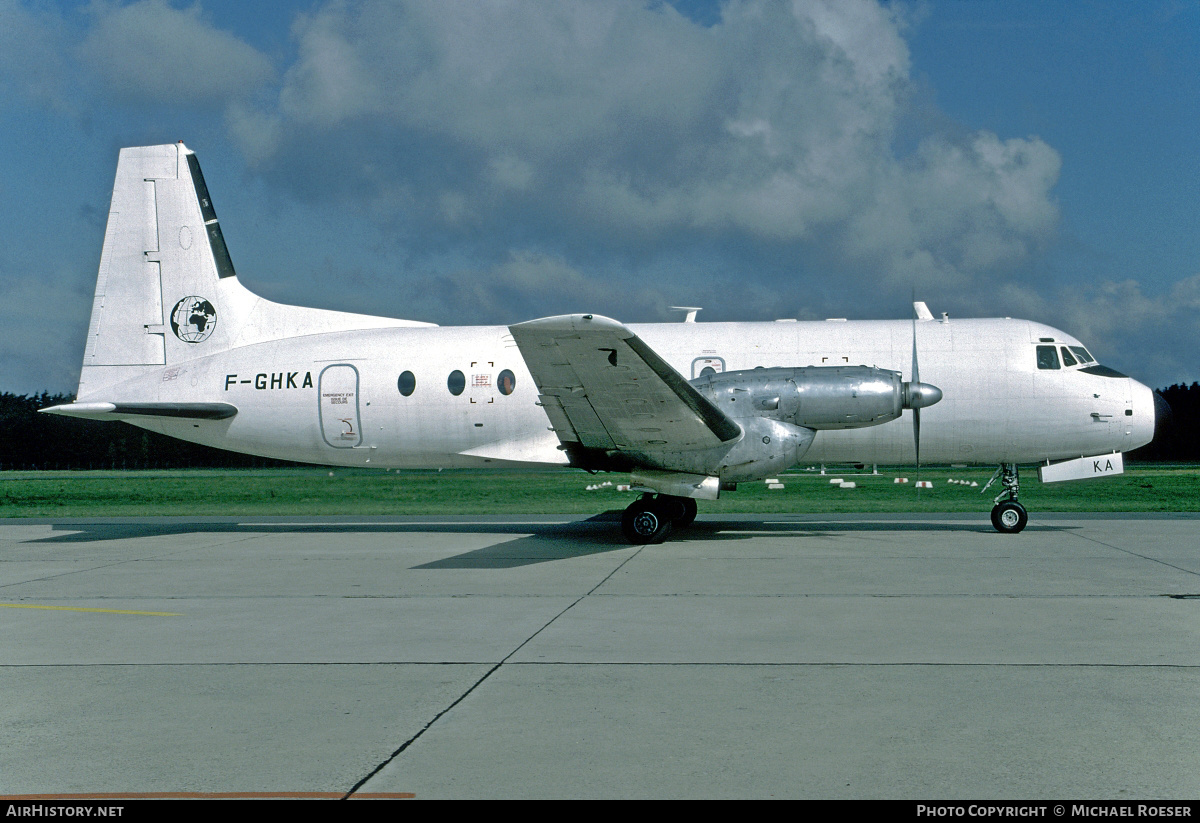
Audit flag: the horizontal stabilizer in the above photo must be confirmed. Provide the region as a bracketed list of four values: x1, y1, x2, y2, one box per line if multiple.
[40, 402, 237, 421]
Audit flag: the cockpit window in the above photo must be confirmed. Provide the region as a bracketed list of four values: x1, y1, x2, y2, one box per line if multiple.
[1036, 345, 1060, 370]
[1060, 347, 1077, 367]
[1069, 346, 1094, 364]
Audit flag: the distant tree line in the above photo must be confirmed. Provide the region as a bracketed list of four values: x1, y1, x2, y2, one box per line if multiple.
[1127, 382, 1200, 462]
[2, 385, 1198, 470]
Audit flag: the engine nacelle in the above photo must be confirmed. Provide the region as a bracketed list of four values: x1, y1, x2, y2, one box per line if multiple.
[691, 365, 940, 430]
[711, 416, 817, 482]
[635, 415, 816, 483]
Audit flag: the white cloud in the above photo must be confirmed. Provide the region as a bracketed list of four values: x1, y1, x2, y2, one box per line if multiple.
[392, 249, 674, 326]
[77, 0, 275, 106]
[845, 131, 1061, 287]
[229, 0, 1060, 300]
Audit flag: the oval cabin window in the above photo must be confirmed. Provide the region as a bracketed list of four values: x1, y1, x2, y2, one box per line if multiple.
[397, 371, 416, 396]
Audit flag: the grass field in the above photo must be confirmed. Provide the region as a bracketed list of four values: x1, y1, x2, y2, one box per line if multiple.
[2, 464, 1198, 517]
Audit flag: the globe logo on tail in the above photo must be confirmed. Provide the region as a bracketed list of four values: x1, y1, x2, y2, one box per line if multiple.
[170, 296, 217, 343]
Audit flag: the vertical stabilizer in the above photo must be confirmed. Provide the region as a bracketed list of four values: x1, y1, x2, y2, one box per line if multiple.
[79, 143, 258, 397]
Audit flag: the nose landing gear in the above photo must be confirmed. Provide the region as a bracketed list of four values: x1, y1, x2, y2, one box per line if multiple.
[984, 463, 1028, 533]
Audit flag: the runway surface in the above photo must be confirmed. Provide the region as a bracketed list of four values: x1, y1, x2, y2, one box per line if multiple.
[2, 512, 1198, 799]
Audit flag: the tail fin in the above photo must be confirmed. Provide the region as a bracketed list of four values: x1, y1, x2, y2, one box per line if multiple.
[77, 142, 434, 400]
[79, 142, 258, 396]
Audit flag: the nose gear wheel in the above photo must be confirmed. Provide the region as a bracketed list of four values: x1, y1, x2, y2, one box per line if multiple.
[984, 464, 1028, 534]
[990, 499, 1028, 534]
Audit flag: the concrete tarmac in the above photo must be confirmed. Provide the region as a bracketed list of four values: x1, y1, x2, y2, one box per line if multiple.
[1, 512, 1198, 799]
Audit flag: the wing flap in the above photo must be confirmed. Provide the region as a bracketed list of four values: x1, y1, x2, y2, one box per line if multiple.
[510, 314, 740, 458]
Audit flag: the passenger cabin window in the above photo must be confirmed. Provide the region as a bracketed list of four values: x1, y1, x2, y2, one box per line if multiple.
[397, 371, 416, 396]
[1060, 347, 1077, 367]
[498, 369, 516, 396]
[448, 370, 465, 396]
[1036, 345, 1060, 370]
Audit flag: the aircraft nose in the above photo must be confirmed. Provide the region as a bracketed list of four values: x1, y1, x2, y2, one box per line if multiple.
[1128, 380, 1162, 451]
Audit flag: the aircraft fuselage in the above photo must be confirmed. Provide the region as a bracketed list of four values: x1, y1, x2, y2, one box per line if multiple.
[102, 316, 1154, 471]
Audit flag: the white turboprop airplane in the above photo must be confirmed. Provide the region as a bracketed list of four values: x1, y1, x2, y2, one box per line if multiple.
[44, 143, 1164, 543]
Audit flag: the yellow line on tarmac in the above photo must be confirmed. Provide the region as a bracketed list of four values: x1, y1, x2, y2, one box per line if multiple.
[0, 603, 181, 616]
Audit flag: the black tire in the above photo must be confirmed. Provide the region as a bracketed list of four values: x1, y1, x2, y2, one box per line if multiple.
[660, 496, 698, 528]
[621, 500, 674, 544]
[991, 500, 1028, 534]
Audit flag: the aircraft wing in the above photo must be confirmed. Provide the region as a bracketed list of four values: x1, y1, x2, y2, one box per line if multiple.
[509, 314, 741, 465]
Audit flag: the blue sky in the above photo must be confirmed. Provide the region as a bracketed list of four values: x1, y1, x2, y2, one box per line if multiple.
[2, 0, 1198, 394]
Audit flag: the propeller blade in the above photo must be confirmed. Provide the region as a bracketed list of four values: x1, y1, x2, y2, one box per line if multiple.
[912, 301, 920, 472]
[912, 303, 919, 384]
[914, 406, 921, 469]
[906, 298, 944, 489]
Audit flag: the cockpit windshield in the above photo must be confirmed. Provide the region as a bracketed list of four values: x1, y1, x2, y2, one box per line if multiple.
[1036, 343, 1122, 377]
[1068, 346, 1094, 364]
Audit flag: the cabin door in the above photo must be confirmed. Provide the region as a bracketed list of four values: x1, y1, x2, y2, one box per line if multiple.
[318, 364, 362, 448]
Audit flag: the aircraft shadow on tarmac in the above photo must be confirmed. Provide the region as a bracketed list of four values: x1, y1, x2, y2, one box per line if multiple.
[412, 518, 1070, 568]
[23, 515, 1065, 568]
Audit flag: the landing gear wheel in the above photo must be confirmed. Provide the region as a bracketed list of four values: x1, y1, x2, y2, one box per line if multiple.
[660, 496, 698, 528]
[991, 500, 1028, 534]
[621, 498, 674, 545]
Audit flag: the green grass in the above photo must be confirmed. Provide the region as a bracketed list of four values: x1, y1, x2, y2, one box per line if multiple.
[2, 464, 1199, 517]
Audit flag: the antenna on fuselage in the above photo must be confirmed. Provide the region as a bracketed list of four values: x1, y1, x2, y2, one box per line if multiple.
[669, 307, 702, 323]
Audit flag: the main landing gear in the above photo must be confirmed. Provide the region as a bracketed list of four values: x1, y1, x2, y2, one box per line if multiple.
[621, 494, 698, 544]
[984, 463, 1028, 534]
